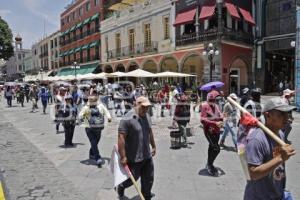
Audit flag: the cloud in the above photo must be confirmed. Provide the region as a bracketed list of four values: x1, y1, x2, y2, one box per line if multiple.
[0, 9, 12, 17]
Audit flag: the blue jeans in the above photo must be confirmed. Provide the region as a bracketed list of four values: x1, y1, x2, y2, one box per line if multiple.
[220, 122, 237, 148]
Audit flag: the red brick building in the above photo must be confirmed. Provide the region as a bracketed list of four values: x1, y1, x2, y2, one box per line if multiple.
[59, 0, 104, 75]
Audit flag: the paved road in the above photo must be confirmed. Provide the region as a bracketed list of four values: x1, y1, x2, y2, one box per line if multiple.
[0, 97, 300, 200]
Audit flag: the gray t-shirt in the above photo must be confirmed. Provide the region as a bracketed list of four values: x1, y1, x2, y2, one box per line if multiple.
[118, 109, 152, 163]
[244, 128, 286, 200]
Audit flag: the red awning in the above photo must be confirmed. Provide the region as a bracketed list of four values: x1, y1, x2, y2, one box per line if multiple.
[199, 5, 216, 21]
[173, 9, 197, 26]
[225, 2, 240, 19]
[239, 8, 255, 25]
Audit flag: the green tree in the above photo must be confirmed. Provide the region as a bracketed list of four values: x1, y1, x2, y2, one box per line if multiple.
[0, 17, 14, 60]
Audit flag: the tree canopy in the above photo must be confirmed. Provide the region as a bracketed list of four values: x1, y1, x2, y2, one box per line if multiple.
[0, 17, 14, 60]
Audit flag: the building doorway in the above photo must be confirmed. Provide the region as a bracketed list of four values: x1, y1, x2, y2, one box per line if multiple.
[229, 68, 240, 95]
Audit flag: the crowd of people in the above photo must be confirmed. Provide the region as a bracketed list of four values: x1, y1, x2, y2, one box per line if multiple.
[0, 80, 297, 200]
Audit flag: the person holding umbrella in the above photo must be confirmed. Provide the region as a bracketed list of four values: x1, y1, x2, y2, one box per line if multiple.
[201, 91, 224, 176]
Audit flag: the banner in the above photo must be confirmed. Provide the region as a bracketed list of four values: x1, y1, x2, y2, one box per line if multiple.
[109, 145, 129, 187]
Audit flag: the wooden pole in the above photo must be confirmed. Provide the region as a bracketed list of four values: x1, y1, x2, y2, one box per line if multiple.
[124, 165, 145, 200]
[227, 97, 286, 146]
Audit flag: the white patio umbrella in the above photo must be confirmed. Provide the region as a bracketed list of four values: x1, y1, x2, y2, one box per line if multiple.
[94, 72, 108, 79]
[154, 71, 196, 77]
[125, 69, 155, 77]
[107, 71, 127, 77]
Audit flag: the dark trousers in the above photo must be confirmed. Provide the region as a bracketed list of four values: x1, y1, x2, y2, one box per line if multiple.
[85, 128, 102, 160]
[283, 122, 292, 142]
[119, 158, 154, 200]
[6, 96, 12, 107]
[204, 132, 221, 166]
[42, 100, 47, 113]
[63, 123, 75, 145]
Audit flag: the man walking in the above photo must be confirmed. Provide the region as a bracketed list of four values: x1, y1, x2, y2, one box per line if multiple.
[117, 96, 156, 200]
[244, 98, 296, 200]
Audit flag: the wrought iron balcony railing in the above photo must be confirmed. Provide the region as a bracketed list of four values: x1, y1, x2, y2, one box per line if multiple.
[108, 41, 158, 59]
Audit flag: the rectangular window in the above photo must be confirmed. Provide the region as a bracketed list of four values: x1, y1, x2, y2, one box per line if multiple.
[115, 33, 121, 54]
[163, 17, 170, 39]
[54, 38, 57, 47]
[129, 29, 135, 53]
[144, 24, 151, 47]
[94, 0, 99, 6]
[79, 7, 83, 16]
[72, 12, 76, 20]
[86, 2, 90, 12]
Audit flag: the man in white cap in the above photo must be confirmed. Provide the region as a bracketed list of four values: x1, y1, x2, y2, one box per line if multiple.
[244, 97, 296, 200]
[219, 93, 240, 150]
[117, 96, 156, 200]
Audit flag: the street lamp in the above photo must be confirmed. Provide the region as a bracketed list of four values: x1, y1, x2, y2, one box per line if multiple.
[203, 43, 219, 82]
[71, 62, 80, 80]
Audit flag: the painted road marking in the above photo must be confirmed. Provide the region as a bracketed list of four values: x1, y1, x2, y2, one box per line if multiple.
[0, 182, 5, 200]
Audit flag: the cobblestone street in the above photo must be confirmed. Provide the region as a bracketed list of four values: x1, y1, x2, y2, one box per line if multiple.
[0, 98, 300, 200]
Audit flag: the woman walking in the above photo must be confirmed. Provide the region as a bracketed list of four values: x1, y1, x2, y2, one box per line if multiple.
[201, 91, 224, 176]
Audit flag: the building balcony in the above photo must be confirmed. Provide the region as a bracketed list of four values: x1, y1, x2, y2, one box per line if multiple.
[176, 28, 254, 47]
[108, 41, 158, 59]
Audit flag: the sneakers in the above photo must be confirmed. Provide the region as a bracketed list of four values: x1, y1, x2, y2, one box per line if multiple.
[96, 158, 103, 167]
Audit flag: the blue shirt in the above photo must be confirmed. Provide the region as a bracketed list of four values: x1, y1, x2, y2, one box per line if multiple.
[244, 128, 286, 200]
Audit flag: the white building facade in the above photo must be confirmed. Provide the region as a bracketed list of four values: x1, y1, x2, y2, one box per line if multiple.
[100, 0, 175, 73]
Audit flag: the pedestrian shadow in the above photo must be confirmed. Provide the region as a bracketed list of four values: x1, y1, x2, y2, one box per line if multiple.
[58, 143, 85, 149]
[119, 195, 141, 200]
[80, 157, 111, 167]
[198, 167, 226, 177]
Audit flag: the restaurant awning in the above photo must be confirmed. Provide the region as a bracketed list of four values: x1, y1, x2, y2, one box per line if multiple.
[68, 49, 75, 54]
[83, 17, 91, 25]
[90, 13, 99, 21]
[225, 2, 240, 19]
[173, 9, 197, 26]
[82, 44, 89, 50]
[199, 5, 216, 21]
[57, 63, 98, 76]
[75, 47, 82, 52]
[89, 41, 99, 48]
[239, 8, 255, 25]
[76, 22, 83, 29]
[70, 25, 76, 32]
[109, 3, 130, 11]
[121, 0, 143, 5]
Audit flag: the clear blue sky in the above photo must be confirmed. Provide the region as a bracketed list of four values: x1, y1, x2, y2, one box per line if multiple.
[0, 0, 71, 49]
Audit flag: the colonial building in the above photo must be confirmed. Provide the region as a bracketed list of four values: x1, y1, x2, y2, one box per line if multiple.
[58, 0, 104, 76]
[101, 0, 255, 94]
[5, 35, 31, 80]
[101, 0, 175, 83]
[255, 0, 296, 93]
[173, 0, 255, 94]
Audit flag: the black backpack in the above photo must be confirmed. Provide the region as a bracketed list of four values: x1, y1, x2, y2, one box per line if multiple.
[88, 106, 104, 129]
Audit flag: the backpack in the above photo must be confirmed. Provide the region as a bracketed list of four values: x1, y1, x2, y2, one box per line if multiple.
[88, 106, 104, 129]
